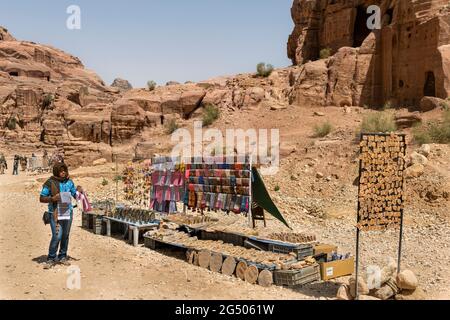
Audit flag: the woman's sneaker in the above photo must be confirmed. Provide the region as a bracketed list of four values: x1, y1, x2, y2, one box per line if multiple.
[43, 260, 56, 269]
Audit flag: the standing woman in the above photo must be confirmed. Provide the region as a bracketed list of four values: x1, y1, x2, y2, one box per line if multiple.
[39, 162, 82, 269]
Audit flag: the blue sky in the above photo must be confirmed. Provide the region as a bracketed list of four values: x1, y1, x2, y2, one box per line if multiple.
[1, 0, 294, 87]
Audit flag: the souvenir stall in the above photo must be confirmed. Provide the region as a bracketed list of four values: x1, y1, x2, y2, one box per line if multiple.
[84, 154, 349, 287]
[103, 160, 159, 246]
[150, 156, 185, 214]
[143, 156, 327, 287]
[183, 155, 251, 217]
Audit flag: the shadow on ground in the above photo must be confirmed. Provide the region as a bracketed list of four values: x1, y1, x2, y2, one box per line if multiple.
[286, 280, 340, 298]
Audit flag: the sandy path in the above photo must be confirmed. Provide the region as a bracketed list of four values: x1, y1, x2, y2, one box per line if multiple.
[0, 165, 332, 300]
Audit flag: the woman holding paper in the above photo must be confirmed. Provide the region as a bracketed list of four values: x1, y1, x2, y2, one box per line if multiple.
[39, 162, 82, 269]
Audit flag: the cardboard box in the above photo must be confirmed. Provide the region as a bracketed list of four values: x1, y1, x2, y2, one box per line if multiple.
[320, 257, 355, 281]
[313, 243, 338, 257]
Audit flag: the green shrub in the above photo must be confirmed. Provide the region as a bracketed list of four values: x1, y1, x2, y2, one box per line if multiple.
[7, 117, 16, 130]
[360, 111, 397, 133]
[202, 104, 220, 127]
[274, 185, 280, 192]
[319, 48, 332, 59]
[414, 110, 450, 144]
[256, 62, 274, 77]
[147, 80, 156, 91]
[113, 175, 123, 183]
[42, 94, 54, 109]
[440, 100, 449, 111]
[165, 119, 179, 134]
[101, 178, 109, 186]
[313, 121, 333, 137]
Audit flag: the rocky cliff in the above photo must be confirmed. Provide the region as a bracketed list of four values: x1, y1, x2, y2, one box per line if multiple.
[0, 27, 291, 166]
[1, 1, 449, 166]
[287, 0, 450, 108]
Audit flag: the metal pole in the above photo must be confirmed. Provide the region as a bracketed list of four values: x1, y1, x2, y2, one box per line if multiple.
[398, 135, 407, 273]
[354, 133, 364, 301]
[355, 228, 360, 300]
[398, 209, 404, 273]
[248, 154, 253, 228]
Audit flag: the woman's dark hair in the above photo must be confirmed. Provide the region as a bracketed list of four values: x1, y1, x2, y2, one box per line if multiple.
[53, 162, 68, 177]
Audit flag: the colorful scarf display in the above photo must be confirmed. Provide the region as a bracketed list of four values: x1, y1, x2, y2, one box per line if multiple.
[150, 157, 185, 214]
[183, 161, 251, 214]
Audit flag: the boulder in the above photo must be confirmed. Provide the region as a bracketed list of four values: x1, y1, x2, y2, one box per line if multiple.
[396, 270, 418, 290]
[395, 114, 422, 128]
[243, 87, 265, 109]
[419, 96, 447, 112]
[111, 78, 132, 91]
[180, 88, 207, 116]
[270, 104, 288, 111]
[202, 89, 231, 107]
[405, 163, 425, 179]
[336, 284, 352, 300]
[289, 60, 328, 106]
[417, 144, 431, 157]
[409, 152, 428, 166]
[349, 277, 369, 297]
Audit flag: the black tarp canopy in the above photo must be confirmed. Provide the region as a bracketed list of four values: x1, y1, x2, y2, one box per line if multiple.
[252, 167, 291, 229]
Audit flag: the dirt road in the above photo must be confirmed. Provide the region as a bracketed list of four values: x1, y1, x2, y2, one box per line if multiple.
[1, 156, 448, 300]
[0, 164, 335, 300]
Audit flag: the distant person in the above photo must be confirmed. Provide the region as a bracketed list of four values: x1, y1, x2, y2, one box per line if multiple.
[39, 162, 83, 269]
[42, 150, 49, 169]
[20, 156, 27, 171]
[0, 153, 7, 174]
[12, 155, 19, 175]
[30, 153, 37, 171]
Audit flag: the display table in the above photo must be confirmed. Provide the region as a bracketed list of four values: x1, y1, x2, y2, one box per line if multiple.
[103, 216, 159, 246]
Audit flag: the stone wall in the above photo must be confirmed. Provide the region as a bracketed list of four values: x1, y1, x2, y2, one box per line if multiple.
[288, 0, 450, 108]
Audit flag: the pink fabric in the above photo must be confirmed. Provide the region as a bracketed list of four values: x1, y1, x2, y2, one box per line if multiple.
[76, 191, 92, 212]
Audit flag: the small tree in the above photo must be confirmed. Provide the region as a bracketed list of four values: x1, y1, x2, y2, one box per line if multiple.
[42, 94, 54, 109]
[7, 117, 16, 130]
[101, 178, 109, 186]
[202, 104, 220, 127]
[256, 62, 274, 77]
[147, 80, 157, 91]
[319, 48, 332, 59]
